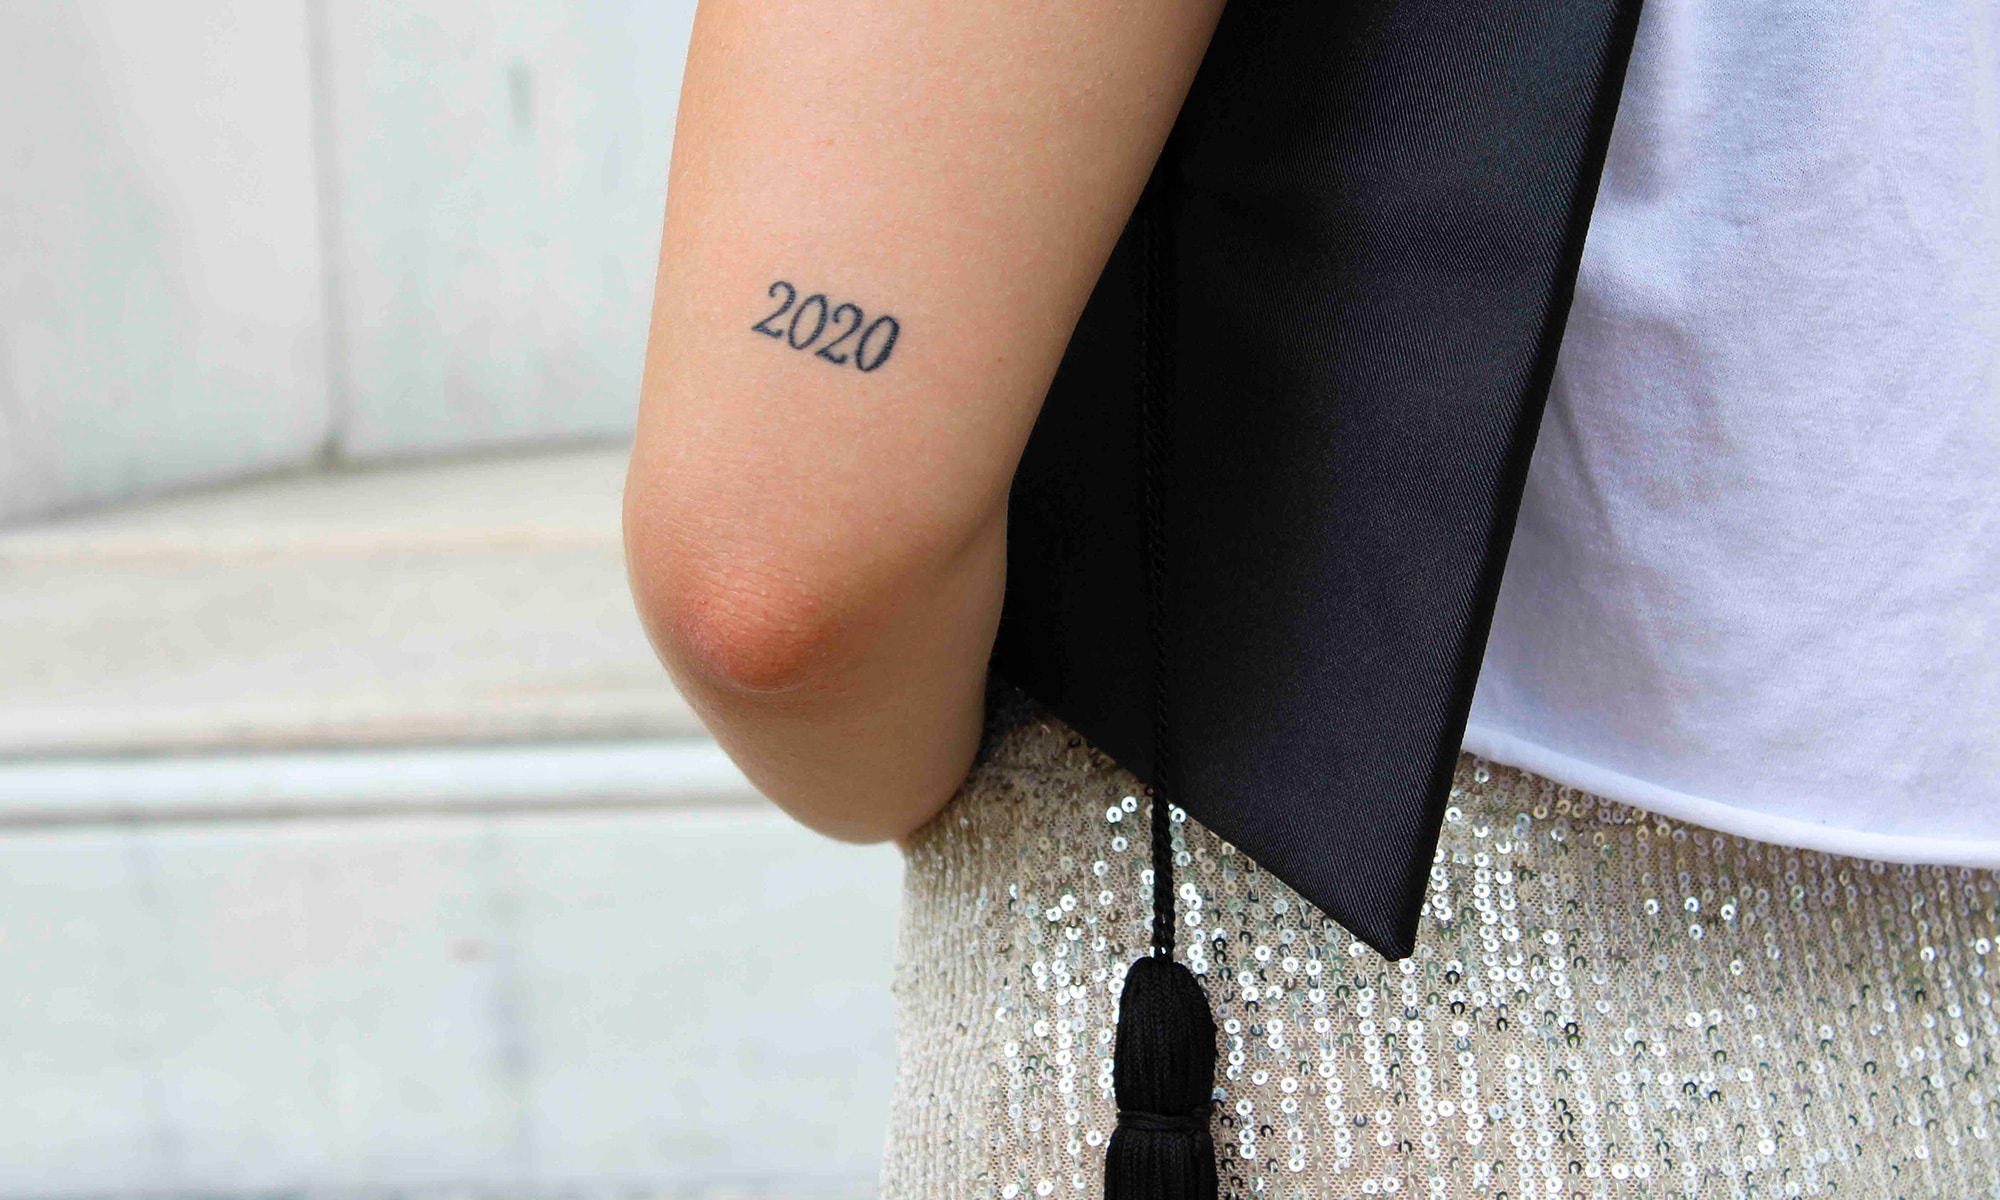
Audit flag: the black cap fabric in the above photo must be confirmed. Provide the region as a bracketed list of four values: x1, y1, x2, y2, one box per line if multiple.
[993, 0, 1647, 960]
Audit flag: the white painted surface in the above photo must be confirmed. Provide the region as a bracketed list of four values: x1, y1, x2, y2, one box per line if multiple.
[0, 2, 332, 523]
[0, 807, 902, 1197]
[320, 0, 693, 459]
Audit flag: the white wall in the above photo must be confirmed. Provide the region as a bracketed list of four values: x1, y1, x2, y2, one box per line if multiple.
[0, 2, 332, 521]
[320, 0, 689, 458]
[0, 0, 697, 523]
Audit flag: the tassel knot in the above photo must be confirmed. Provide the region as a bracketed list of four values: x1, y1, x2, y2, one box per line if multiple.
[1115, 1109, 1211, 1136]
[1105, 954, 1218, 1200]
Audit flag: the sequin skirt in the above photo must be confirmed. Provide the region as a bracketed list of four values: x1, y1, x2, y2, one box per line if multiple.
[880, 674, 2000, 1199]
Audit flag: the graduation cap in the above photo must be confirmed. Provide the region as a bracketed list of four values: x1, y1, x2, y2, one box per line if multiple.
[989, 0, 1646, 1194]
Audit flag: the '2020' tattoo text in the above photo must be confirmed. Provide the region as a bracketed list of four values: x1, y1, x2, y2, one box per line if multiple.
[752, 280, 900, 373]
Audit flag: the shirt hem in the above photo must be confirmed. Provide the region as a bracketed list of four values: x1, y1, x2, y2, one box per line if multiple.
[1459, 722, 2000, 869]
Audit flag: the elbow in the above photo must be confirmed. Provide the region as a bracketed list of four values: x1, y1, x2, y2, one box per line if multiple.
[675, 585, 844, 698]
[622, 479, 989, 848]
[625, 540, 948, 847]
[624, 501, 857, 699]
[631, 546, 850, 699]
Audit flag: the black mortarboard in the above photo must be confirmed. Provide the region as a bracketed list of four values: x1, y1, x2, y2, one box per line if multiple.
[989, 1, 1646, 1194]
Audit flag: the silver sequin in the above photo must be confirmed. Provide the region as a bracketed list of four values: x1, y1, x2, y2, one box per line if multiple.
[882, 684, 2000, 1198]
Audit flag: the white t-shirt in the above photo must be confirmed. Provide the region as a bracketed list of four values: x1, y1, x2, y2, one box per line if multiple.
[1464, 0, 2000, 863]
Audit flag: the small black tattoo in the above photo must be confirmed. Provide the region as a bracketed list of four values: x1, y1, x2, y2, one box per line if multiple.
[752, 280, 900, 373]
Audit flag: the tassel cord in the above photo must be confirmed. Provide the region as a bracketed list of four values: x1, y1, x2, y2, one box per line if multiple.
[1139, 166, 1176, 964]
[1101, 139, 1218, 1200]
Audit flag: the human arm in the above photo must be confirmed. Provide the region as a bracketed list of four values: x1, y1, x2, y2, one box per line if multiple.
[623, 0, 1227, 843]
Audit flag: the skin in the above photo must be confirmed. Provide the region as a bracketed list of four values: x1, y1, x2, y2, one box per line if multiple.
[624, 0, 1228, 845]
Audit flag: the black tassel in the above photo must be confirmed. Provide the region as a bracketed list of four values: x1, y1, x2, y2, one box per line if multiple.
[1106, 952, 1217, 1200]
[1104, 784, 1216, 1198]
[1106, 129, 1217, 1200]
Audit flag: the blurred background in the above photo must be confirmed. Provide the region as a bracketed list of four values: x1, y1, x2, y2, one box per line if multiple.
[1, 3, 901, 1197]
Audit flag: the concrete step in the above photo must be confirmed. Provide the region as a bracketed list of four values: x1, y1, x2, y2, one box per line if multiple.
[0, 804, 900, 1198]
[0, 446, 700, 757]
[0, 448, 904, 1198]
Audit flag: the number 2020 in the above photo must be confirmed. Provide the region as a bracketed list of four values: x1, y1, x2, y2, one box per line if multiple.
[752, 281, 900, 372]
